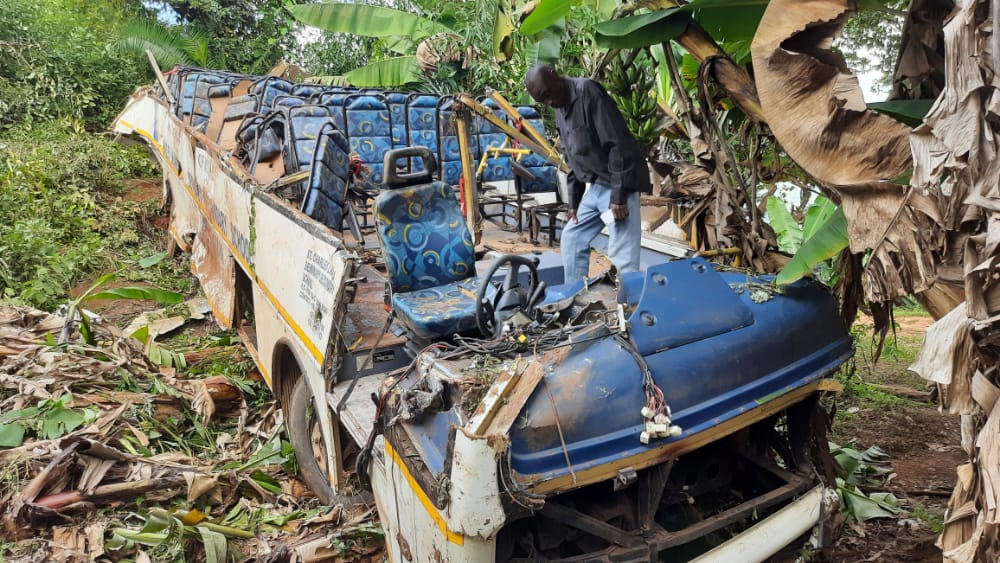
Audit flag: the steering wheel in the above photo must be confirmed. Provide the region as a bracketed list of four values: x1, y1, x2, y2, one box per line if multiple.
[475, 254, 545, 338]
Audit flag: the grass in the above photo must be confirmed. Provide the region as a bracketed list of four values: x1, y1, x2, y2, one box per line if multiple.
[911, 502, 945, 534]
[0, 121, 158, 310]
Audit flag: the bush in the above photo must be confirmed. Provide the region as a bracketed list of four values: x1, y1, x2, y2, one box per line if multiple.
[0, 0, 150, 130]
[0, 122, 156, 309]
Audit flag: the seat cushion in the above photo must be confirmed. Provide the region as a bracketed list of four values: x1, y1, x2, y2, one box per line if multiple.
[374, 181, 476, 293]
[392, 277, 481, 339]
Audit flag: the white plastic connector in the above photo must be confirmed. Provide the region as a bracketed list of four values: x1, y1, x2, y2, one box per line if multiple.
[669, 425, 682, 437]
[652, 423, 668, 434]
[640, 406, 654, 419]
[653, 414, 669, 425]
[644, 421, 656, 435]
[639, 431, 651, 444]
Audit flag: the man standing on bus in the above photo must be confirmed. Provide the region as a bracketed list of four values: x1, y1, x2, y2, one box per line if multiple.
[525, 64, 651, 284]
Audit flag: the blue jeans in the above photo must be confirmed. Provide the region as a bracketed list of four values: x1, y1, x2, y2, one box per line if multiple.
[561, 183, 641, 284]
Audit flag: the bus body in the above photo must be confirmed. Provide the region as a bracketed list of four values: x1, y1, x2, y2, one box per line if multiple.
[113, 67, 853, 562]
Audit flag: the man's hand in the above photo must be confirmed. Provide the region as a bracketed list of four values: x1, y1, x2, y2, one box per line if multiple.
[611, 203, 629, 221]
[567, 208, 578, 223]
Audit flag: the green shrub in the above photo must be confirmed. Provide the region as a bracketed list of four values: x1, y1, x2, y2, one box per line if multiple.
[0, 122, 155, 309]
[0, 0, 150, 130]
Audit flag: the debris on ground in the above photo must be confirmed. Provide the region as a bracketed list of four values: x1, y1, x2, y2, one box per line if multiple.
[0, 304, 382, 562]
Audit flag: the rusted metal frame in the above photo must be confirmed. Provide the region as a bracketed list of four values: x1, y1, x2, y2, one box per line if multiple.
[453, 103, 482, 240]
[539, 502, 646, 549]
[485, 91, 557, 160]
[637, 459, 674, 529]
[453, 94, 568, 173]
[146, 50, 176, 105]
[521, 382, 830, 495]
[650, 468, 809, 550]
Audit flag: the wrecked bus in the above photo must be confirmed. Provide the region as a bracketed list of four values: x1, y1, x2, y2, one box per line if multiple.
[112, 65, 854, 561]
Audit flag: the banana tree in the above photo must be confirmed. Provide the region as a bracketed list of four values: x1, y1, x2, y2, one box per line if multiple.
[751, 1, 1000, 561]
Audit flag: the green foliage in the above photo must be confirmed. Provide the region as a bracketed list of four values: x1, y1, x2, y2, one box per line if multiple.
[594, 9, 689, 49]
[0, 124, 156, 309]
[911, 502, 945, 534]
[344, 56, 423, 87]
[605, 52, 660, 153]
[0, 394, 101, 447]
[766, 196, 804, 254]
[145, 0, 296, 75]
[0, 0, 149, 129]
[775, 205, 849, 286]
[867, 99, 934, 127]
[289, 3, 452, 40]
[109, 17, 211, 69]
[297, 33, 381, 80]
[830, 441, 905, 523]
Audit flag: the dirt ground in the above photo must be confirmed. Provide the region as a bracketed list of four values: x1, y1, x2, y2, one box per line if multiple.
[827, 313, 963, 563]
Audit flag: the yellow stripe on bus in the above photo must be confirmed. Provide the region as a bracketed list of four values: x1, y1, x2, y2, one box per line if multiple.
[385, 441, 465, 546]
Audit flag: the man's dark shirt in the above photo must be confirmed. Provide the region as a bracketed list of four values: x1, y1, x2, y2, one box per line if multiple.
[555, 77, 652, 209]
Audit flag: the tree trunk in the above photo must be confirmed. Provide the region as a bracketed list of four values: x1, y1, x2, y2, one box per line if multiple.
[751, 1, 1000, 561]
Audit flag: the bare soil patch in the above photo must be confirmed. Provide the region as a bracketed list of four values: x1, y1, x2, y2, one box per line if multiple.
[828, 312, 960, 562]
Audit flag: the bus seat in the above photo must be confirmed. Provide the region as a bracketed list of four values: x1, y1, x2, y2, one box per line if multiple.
[374, 148, 480, 340]
[406, 94, 439, 176]
[344, 94, 393, 185]
[286, 105, 336, 175]
[301, 124, 351, 230]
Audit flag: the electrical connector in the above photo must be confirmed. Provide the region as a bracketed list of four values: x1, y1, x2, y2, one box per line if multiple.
[652, 423, 668, 435]
[640, 406, 654, 419]
[639, 431, 650, 444]
[644, 421, 656, 435]
[669, 425, 682, 437]
[653, 414, 669, 425]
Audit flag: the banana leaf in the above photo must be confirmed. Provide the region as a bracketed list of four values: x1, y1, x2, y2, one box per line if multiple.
[766, 196, 803, 254]
[866, 99, 934, 127]
[524, 18, 564, 67]
[519, 0, 579, 36]
[650, 44, 673, 105]
[87, 286, 184, 304]
[344, 56, 422, 87]
[493, 9, 517, 60]
[679, 0, 767, 43]
[289, 3, 452, 40]
[594, 9, 690, 49]
[775, 206, 849, 285]
[801, 195, 837, 240]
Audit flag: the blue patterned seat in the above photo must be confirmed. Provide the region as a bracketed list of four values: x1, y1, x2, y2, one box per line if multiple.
[178, 72, 228, 125]
[476, 98, 515, 183]
[285, 105, 336, 174]
[301, 123, 351, 230]
[513, 106, 560, 194]
[344, 94, 393, 185]
[406, 94, 439, 175]
[291, 83, 326, 99]
[273, 95, 307, 112]
[319, 92, 352, 131]
[374, 180, 479, 339]
[249, 76, 294, 112]
[385, 92, 409, 151]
